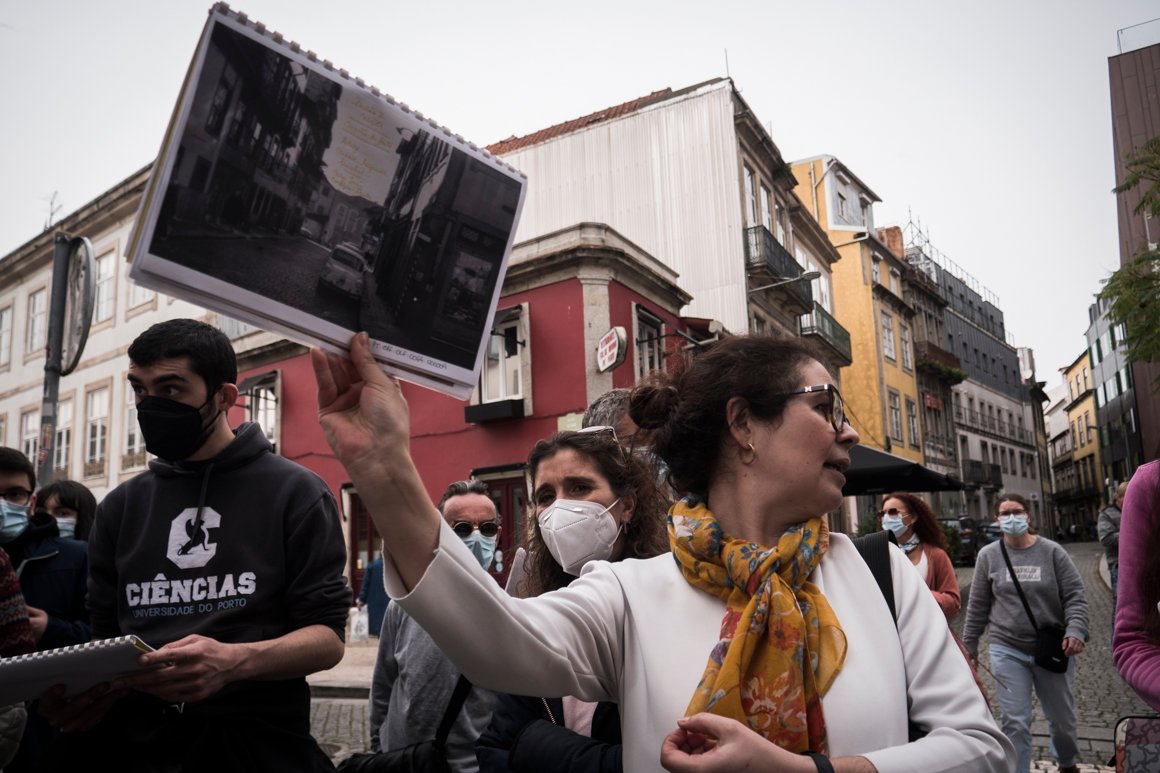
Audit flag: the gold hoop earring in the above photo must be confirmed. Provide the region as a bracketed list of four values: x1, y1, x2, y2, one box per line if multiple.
[739, 441, 757, 466]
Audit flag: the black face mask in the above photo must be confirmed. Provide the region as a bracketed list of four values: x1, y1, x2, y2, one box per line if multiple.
[136, 394, 220, 461]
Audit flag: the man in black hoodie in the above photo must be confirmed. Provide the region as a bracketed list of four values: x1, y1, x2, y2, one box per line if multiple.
[40, 319, 351, 772]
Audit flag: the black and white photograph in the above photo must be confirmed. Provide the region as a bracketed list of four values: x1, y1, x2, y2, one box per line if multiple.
[129, 4, 525, 397]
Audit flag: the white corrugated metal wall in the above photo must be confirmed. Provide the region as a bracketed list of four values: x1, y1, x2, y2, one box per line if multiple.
[498, 82, 749, 333]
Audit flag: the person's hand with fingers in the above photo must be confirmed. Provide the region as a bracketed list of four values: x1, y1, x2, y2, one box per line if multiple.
[311, 332, 444, 590]
[1062, 636, 1085, 657]
[660, 713, 815, 773]
[112, 634, 238, 704]
[311, 331, 412, 482]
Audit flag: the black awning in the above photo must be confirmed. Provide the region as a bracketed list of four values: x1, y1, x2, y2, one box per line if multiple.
[842, 444, 964, 496]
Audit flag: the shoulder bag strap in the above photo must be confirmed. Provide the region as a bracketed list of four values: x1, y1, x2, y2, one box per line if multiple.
[999, 540, 1039, 631]
[852, 529, 897, 623]
[434, 674, 473, 746]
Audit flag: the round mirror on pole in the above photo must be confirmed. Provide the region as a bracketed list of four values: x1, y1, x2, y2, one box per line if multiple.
[61, 236, 95, 376]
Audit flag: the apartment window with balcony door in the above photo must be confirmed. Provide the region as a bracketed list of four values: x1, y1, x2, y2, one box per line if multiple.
[85, 387, 109, 477]
[871, 258, 881, 284]
[1084, 412, 1093, 443]
[636, 308, 665, 380]
[21, 409, 39, 463]
[775, 201, 786, 244]
[760, 185, 773, 232]
[888, 390, 903, 442]
[0, 305, 11, 368]
[480, 309, 525, 403]
[889, 269, 900, 295]
[881, 311, 896, 361]
[1000, 447, 1007, 474]
[744, 165, 757, 226]
[243, 374, 280, 454]
[899, 324, 912, 370]
[27, 288, 47, 353]
[905, 398, 919, 449]
[123, 383, 147, 470]
[53, 399, 73, 476]
[94, 251, 116, 323]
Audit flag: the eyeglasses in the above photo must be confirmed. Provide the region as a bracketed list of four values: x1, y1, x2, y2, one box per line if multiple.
[452, 520, 499, 539]
[778, 384, 847, 432]
[877, 507, 909, 518]
[0, 488, 32, 505]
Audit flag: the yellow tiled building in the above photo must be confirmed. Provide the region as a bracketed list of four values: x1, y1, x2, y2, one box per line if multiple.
[1056, 351, 1102, 534]
[792, 156, 924, 463]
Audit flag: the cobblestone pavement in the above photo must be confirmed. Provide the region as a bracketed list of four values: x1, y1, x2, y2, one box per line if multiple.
[310, 539, 1151, 769]
[953, 538, 1151, 772]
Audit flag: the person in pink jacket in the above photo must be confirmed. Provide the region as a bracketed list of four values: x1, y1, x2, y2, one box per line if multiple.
[877, 492, 960, 619]
[1112, 460, 1160, 711]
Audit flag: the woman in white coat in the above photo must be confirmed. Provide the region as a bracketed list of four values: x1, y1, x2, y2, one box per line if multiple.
[312, 333, 1013, 773]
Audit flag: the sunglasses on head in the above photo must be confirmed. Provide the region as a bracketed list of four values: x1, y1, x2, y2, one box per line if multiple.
[777, 384, 847, 432]
[877, 507, 909, 518]
[576, 425, 618, 442]
[451, 520, 499, 539]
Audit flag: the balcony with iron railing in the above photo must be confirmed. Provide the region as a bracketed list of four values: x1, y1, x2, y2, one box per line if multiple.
[915, 340, 961, 371]
[799, 302, 852, 366]
[963, 459, 1003, 488]
[953, 405, 1034, 446]
[744, 225, 812, 311]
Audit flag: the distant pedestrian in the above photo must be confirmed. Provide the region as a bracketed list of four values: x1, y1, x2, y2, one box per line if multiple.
[1068, 522, 1078, 542]
[1097, 483, 1128, 608]
[963, 493, 1088, 773]
[358, 551, 387, 638]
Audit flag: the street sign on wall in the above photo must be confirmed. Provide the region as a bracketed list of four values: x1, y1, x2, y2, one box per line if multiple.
[597, 326, 627, 373]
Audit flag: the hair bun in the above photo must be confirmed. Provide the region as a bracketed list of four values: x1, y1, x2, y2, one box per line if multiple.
[628, 383, 678, 430]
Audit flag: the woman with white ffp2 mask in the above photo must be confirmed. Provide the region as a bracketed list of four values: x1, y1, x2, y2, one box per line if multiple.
[475, 424, 672, 773]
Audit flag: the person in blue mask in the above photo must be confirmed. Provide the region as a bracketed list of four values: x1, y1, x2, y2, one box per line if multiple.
[34, 480, 97, 543]
[0, 447, 90, 773]
[962, 493, 1089, 773]
[877, 492, 959, 619]
[346, 479, 501, 773]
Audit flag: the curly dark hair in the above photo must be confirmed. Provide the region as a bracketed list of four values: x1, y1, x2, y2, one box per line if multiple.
[627, 335, 825, 499]
[880, 491, 947, 551]
[519, 429, 670, 597]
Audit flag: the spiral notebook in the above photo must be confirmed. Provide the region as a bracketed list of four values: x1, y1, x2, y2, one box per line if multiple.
[0, 635, 157, 705]
[126, 3, 526, 399]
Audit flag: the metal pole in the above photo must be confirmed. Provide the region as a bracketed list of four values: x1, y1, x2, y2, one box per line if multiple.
[37, 233, 70, 488]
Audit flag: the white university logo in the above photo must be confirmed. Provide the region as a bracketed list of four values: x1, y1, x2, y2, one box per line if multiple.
[166, 508, 221, 569]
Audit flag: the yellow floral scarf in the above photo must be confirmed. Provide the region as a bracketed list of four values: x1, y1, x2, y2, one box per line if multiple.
[670, 499, 847, 754]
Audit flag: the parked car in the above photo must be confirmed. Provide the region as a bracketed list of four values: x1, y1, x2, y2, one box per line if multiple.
[939, 516, 979, 566]
[979, 520, 1003, 546]
[318, 242, 367, 298]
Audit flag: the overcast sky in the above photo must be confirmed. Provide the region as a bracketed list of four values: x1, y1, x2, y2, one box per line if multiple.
[1, 1, 1156, 385]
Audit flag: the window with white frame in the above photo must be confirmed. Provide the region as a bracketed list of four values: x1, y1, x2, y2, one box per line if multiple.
[54, 399, 73, 474]
[881, 311, 896, 360]
[744, 166, 758, 227]
[94, 252, 116, 322]
[905, 397, 919, 448]
[480, 308, 523, 403]
[128, 276, 155, 308]
[871, 258, 881, 284]
[0, 305, 11, 367]
[21, 410, 39, 463]
[899, 324, 912, 370]
[242, 373, 279, 452]
[636, 308, 665, 380]
[124, 383, 147, 468]
[888, 391, 903, 441]
[760, 185, 773, 232]
[85, 387, 109, 472]
[27, 288, 47, 353]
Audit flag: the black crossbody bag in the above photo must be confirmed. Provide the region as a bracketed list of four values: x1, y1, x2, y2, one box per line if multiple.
[337, 674, 473, 773]
[998, 540, 1069, 673]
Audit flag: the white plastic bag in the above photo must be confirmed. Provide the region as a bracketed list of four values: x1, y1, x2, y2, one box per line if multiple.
[349, 606, 369, 643]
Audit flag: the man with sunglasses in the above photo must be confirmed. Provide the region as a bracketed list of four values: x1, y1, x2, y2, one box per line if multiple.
[350, 480, 499, 772]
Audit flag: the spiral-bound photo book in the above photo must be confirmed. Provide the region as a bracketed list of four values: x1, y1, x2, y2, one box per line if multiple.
[127, 3, 526, 399]
[0, 635, 158, 705]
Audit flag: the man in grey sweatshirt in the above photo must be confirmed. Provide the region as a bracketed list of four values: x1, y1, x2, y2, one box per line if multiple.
[356, 480, 501, 773]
